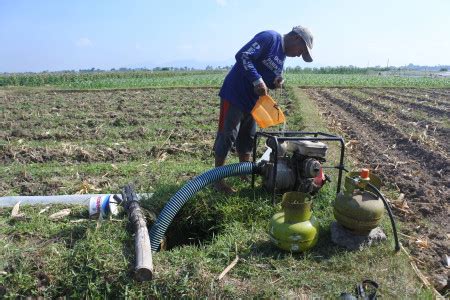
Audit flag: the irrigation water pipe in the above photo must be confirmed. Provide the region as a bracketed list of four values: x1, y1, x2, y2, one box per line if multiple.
[0, 193, 153, 207]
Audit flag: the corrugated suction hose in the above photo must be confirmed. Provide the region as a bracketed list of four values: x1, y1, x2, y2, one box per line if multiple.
[149, 162, 256, 252]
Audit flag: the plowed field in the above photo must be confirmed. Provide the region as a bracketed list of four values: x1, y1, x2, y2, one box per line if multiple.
[305, 88, 449, 288]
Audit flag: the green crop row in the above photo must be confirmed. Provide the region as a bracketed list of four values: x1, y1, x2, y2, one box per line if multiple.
[1, 70, 449, 89]
[0, 70, 226, 88]
[284, 73, 450, 88]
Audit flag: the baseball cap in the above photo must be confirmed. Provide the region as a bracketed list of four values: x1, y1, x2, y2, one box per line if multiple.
[292, 26, 313, 62]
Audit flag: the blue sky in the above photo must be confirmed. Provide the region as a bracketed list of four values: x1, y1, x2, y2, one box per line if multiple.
[1, 0, 449, 72]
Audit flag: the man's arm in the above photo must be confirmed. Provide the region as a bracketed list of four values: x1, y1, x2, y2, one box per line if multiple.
[235, 32, 274, 95]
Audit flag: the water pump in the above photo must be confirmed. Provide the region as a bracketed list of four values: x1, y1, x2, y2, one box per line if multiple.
[252, 131, 346, 204]
[260, 139, 329, 194]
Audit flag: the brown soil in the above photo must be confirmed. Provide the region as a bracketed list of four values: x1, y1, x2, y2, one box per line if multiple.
[386, 89, 450, 108]
[362, 89, 449, 118]
[305, 88, 449, 292]
[338, 89, 449, 154]
[0, 88, 219, 166]
[0, 87, 297, 197]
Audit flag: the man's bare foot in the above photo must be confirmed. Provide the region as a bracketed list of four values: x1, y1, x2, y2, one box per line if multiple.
[213, 180, 236, 195]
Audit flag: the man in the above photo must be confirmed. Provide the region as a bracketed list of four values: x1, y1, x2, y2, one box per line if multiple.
[213, 25, 314, 194]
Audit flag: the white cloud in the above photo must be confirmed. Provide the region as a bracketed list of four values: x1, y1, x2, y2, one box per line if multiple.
[75, 37, 93, 47]
[216, 0, 227, 7]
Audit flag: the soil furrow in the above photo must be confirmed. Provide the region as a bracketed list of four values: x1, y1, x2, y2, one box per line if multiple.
[318, 89, 449, 171]
[338, 89, 396, 113]
[306, 88, 448, 292]
[421, 89, 450, 98]
[337, 89, 450, 154]
[385, 89, 450, 107]
[362, 89, 450, 118]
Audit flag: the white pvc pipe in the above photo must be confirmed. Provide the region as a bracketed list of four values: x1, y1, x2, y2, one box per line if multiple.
[0, 193, 153, 207]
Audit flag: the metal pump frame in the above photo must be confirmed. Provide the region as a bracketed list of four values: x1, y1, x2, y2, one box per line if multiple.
[252, 131, 346, 204]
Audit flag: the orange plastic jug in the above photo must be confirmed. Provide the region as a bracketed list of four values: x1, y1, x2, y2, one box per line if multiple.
[251, 95, 286, 128]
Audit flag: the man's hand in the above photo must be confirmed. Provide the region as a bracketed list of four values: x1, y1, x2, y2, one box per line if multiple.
[274, 76, 284, 89]
[254, 81, 268, 96]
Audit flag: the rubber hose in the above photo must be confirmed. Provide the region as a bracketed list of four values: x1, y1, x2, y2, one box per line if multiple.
[149, 162, 256, 252]
[367, 182, 401, 252]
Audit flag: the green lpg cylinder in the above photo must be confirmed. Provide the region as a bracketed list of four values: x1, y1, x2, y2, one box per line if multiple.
[333, 169, 384, 234]
[269, 192, 319, 252]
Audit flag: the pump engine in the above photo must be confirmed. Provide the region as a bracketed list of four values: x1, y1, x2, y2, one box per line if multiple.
[259, 139, 329, 195]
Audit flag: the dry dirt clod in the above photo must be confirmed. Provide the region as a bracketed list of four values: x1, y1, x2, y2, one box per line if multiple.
[432, 274, 448, 292]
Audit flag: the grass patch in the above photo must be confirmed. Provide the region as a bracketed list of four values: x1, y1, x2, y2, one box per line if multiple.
[0, 185, 429, 298]
[0, 86, 431, 298]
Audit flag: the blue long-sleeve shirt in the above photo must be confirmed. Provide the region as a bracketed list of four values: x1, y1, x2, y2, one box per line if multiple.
[219, 30, 285, 113]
